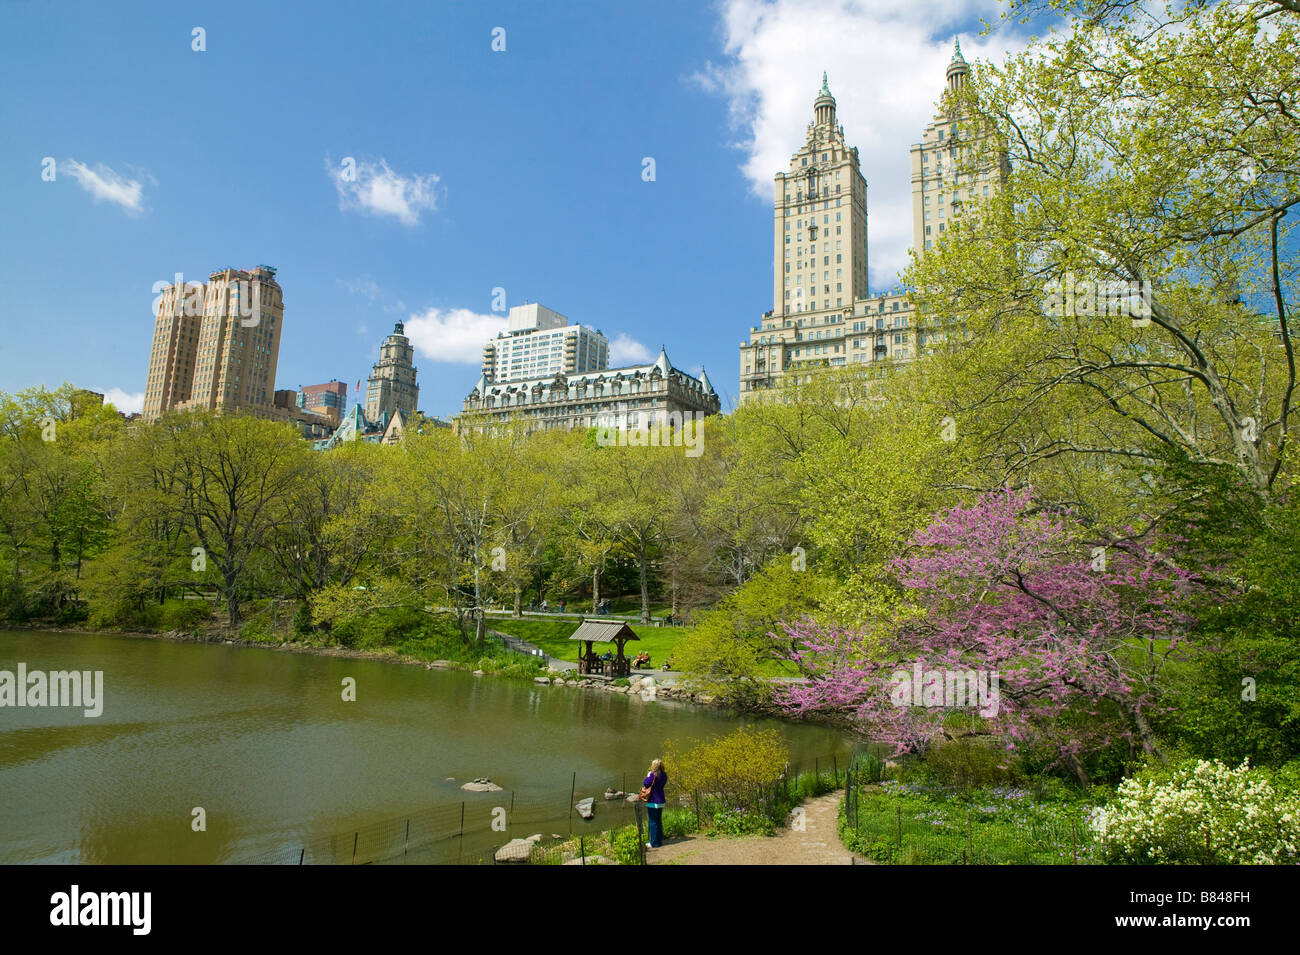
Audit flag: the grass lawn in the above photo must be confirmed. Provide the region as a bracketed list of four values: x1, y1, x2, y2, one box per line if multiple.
[486, 618, 687, 667]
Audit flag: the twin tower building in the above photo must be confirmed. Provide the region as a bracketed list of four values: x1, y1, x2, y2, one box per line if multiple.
[142, 44, 987, 429]
[739, 41, 1001, 398]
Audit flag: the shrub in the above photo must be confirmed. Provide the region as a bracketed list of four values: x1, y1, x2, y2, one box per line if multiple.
[664, 726, 790, 813]
[157, 598, 212, 631]
[610, 825, 643, 865]
[711, 806, 776, 836]
[1090, 758, 1300, 864]
[922, 741, 1017, 788]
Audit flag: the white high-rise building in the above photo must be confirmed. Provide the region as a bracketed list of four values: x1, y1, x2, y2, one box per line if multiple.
[481, 303, 608, 382]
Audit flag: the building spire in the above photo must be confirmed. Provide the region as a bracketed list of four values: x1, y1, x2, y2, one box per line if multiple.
[820, 71, 830, 96]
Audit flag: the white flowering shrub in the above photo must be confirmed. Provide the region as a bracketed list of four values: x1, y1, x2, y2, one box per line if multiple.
[1090, 759, 1300, 864]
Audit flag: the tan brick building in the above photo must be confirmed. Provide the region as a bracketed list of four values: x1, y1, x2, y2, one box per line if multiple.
[143, 265, 284, 421]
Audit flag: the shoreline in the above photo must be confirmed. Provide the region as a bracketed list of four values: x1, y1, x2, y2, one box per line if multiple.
[3, 622, 731, 710]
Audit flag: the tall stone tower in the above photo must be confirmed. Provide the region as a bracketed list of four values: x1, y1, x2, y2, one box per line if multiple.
[772, 73, 870, 317]
[365, 322, 419, 423]
[909, 39, 1004, 257]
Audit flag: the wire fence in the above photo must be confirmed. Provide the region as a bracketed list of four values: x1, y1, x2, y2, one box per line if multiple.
[842, 756, 1096, 865]
[231, 749, 856, 865]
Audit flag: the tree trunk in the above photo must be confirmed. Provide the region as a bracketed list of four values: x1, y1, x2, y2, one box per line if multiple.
[639, 548, 650, 624]
[591, 567, 600, 613]
[513, 587, 522, 618]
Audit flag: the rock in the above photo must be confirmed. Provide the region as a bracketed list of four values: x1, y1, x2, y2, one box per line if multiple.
[575, 797, 595, 820]
[604, 788, 625, 800]
[472, 669, 485, 677]
[625, 793, 641, 803]
[534, 676, 551, 685]
[444, 777, 455, 782]
[562, 855, 613, 865]
[430, 660, 451, 668]
[461, 778, 504, 792]
[494, 838, 536, 863]
[526, 833, 543, 843]
[627, 676, 642, 687]
[551, 833, 563, 840]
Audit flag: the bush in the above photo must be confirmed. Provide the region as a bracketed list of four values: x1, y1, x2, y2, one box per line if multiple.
[711, 807, 775, 837]
[921, 741, 1017, 788]
[1091, 758, 1300, 864]
[664, 726, 790, 813]
[610, 825, 643, 865]
[157, 598, 212, 631]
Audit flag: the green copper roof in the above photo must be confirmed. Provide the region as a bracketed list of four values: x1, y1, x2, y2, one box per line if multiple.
[952, 36, 966, 63]
[818, 71, 832, 98]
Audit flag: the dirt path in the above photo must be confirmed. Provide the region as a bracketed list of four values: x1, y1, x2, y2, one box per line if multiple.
[647, 790, 871, 865]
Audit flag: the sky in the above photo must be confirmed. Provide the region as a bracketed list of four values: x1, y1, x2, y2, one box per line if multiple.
[0, 0, 1032, 416]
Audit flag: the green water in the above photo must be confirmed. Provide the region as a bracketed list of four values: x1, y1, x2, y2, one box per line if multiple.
[0, 630, 848, 864]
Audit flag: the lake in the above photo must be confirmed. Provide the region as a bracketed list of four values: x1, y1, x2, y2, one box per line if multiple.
[0, 630, 849, 863]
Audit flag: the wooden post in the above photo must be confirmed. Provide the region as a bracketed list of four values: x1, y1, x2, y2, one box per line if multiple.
[569, 771, 577, 832]
[833, 754, 839, 786]
[351, 831, 358, 864]
[404, 819, 410, 863]
[298, 847, 304, 865]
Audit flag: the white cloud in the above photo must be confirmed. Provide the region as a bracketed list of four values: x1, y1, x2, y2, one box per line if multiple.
[404, 307, 507, 364]
[702, 0, 1025, 286]
[97, 387, 144, 414]
[63, 160, 146, 213]
[609, 333, 653, 366]
[329, 157, 440, 226]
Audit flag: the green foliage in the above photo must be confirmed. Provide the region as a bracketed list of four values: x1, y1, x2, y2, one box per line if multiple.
[664, 726, 789, 810]
[610, 825, 643, 865]
[710, 807, 775, 837]
[841, 778, 1097, 865]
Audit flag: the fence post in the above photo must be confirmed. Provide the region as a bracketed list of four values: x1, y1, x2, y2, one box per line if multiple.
[833, 754, 839, 786]
[895, 805, 902, 850]
[569, 771, 577, 833]
[298, 847, 304, 866]
[351, 831, 358, 865]
[404, 819, 410, 863]
[581, 836, 586, 866]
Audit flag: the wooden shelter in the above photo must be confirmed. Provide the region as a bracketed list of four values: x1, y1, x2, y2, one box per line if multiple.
[570, 619, 639, 678]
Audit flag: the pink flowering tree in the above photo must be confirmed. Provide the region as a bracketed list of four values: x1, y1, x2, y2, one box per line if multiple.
[779, 488, 1198, 782]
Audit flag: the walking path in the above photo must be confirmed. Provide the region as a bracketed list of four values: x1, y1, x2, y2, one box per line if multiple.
[647, 790, 871, 865]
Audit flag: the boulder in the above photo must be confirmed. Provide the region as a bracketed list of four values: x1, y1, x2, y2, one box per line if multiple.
[604, 789, 625, 800]
[461, 777, 504, 792]
[575, 797, 595, 820]
[494, 838, 536, 863]
[533, 676, 551, 685]
[562, 855, 613, 865]
[472, 669, 485, 677]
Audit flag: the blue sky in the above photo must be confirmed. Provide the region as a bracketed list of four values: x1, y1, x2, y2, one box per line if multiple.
[0, 0, 1015, 416]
